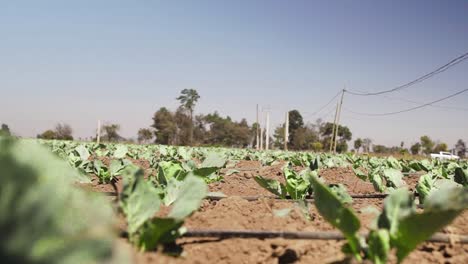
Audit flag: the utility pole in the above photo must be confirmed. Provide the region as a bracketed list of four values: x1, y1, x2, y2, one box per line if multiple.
[330, 102, 339, 152]
[284, 111, 289, 151]
[260, 127, 264, 150]
[97, 120, 101, 144]
[333, 89, 345, 153]
[265, 111, 270, 150]
[256, 104, 260, 150]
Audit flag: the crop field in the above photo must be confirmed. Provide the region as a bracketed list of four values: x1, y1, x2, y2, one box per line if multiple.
[2, 138, 468, 264]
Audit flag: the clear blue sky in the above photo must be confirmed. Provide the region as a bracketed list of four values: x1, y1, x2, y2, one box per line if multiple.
[1, 0, 467, 147]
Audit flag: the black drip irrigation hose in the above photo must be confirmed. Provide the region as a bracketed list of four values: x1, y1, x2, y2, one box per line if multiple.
[102, 192, 392, 199]
[206, 193, 391, 201]
[182, 229, 468, 244]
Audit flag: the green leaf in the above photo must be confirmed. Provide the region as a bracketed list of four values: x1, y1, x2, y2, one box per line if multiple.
[391, 187, 468, 263]
[157, 161, 185, 185]
[309, 174, 362, 260]
[162, 178, 184, 206]
[417, 175, 461, 204]
[120, 167, 161, 234]
[113, 145, 128, 159]
[254, 176, 286, 198]
[109, 159, 125, 177]
[454, 167, 468, 186]
[309, 157, 320, 171]
[135, 218, 184, 251]
[200, 152, 227, 168]
[283, 167, 311, 200]
[0, 138, 122, 263]
[377, 188, 415, 236]
[352, 167, 367, 181]
[367, 229, 390, 264]
[369, 170, 386, 193]
[75, 145, 90, 161]
[168, 175, 207, 220]
[192, 167, 219, 178]
[329, 184, 353, 205]
[383, 168, 406, 188]
[416, 174, 433, 204]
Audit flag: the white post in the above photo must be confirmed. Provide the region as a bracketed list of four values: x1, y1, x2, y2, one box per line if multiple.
[265, 111, 270, 150]
[97, 120, 101, 144]
[256, 104, 260, 150]
[260, 127, 264, 150]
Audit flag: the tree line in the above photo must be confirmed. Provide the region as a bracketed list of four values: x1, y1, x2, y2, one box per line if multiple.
[2, 89, 466, 158]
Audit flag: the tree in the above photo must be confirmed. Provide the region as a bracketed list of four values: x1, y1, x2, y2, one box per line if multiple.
[455, 139, 466, 158]
[420, 135, 434, 155]
[36, 123, 73, 140]
[176, 89, 200, 145]
[37, 130, 57, 140]
[354, 138, 362, 152]
[287, 110, 305, 149]
[288, 110, 304, 131]
[433, 142, 448, 153]
[273, 125, 285, 149]
[290, 126, 318, 150]
[319, 122, 352, 153]
[55, 123, 73, 140]
[311, 142, 323, 152]
[152, 107, 177, 145]
[203, 112, 251, 147]
[373, 145, 388, 154]
[410, 142, 421, 155]
[0, 124, 11, 136]
[101, 123, 122, 142]
[174, 107, 192, 145]
[137, 128, 153, 144]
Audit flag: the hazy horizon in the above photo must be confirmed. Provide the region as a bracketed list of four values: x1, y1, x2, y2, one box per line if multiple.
[1, 0, 468, 148]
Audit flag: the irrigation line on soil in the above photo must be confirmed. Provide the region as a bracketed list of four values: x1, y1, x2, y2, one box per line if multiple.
[206, 194, 390, 201]
[231, 167, 422, 176]
[101, 192, 390, 200]
[182, 229, 468, 244]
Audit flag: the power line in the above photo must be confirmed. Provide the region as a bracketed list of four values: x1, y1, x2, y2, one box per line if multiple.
[347, 90, 468, 112]
[346, 88, 468, 116]
[345, 51, 468, 96]
[376, 93, 468, 112]
[302, 90, 342, 117]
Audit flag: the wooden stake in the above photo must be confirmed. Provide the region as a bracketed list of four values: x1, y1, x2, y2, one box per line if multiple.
[333, 89, 345, 153]
[284, 111, 289, 151]
[330, 102, 339, 152]
[265, 111, 270, 150]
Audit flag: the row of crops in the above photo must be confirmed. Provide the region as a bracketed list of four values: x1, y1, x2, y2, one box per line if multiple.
[2, 137, 468, 263]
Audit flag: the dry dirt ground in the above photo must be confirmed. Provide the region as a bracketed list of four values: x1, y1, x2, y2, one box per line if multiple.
[80, 160, 468, 264]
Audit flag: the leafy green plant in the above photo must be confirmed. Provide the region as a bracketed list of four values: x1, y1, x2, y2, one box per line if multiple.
[0, 137, 127, 263]
[156, 152, 227, 184]
[119, 165, 207, 251]
[93, 159, 132, 184]
[255, 165, 316, 200]
[310, 173, 468, 263]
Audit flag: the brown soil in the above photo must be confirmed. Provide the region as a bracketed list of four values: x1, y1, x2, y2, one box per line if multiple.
[79, 159, 468, 263]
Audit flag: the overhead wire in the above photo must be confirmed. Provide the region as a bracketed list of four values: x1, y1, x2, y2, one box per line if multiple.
[304, 90, 342, 116]
[345, 51, 468, 96]
[345, 88, 468, 116]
